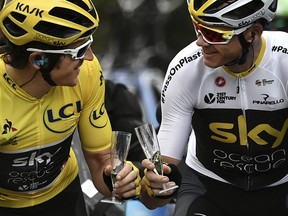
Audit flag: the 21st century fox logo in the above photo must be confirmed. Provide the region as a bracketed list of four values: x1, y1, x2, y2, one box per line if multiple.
[204, 92, 236, 104]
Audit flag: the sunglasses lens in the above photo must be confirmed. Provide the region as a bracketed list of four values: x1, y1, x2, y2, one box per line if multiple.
[74, 36, 93, 59]
[194, 23, 227, 43]
[76, 44, 90, 59]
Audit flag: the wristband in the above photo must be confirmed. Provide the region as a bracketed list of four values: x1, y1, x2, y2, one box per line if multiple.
[143, 164, 182, 198]
[154, 163, 182, 199]
[166, 163, 182, 187]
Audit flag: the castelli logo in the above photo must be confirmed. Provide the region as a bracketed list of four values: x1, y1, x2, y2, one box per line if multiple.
[215, 77, 226, 87]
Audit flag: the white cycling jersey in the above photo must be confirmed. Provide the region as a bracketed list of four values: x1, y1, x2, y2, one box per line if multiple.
[158, 31, 288, 190]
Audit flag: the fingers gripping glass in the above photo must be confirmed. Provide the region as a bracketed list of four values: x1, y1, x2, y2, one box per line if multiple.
[135, 123, 179, 194]
[101, 131, 132, 205]
[26, 36, 93, 60]
[192, 18, 252, 45]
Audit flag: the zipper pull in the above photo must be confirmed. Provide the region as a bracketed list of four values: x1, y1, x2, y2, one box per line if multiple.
[236, 75, 240, 94]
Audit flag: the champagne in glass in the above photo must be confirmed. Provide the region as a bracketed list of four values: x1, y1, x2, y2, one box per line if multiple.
[101, 131, 131, 204]
[135, 123, 178, 194]
[151, 151, 163, 176]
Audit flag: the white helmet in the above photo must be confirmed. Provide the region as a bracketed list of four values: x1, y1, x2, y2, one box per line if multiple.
[187, 0, 278, 28]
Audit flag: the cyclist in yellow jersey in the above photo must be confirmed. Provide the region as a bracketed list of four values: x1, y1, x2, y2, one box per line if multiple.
[0, 0, 141, 215]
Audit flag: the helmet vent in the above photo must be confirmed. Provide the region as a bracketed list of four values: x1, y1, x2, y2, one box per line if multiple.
[3, 17, 27, 37]
[204, 0, 237, 14]
[66, 0, 90, 10]
[10, 11, 26, 23]
[50, 7, 95, 28]
[198, 16, 224, 24]
[194, 0, 208, 11]
[65, 0, 97, 20]
[80, 27, 97, 38]
[34, 21, 80, 38]
[222, 1, 264, 20]
[268, 0, 277, 13]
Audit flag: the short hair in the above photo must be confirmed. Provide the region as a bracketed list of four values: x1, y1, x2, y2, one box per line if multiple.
[2, 40, 62, 69]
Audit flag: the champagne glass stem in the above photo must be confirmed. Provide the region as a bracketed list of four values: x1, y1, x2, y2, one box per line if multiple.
[111, 189, 116, 202]
[153, 168, 179, 194]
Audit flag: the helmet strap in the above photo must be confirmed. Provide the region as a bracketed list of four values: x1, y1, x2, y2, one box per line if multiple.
[237, 33, 252, 65]
[224, 32, 253, 66]
[40, 69, 57, 86]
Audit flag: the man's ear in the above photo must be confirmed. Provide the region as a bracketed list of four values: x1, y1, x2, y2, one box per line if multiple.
[246, 22, 263, 42]
[29, 52, 49, 68]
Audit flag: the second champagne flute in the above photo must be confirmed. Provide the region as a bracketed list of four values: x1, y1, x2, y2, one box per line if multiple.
[134, 123, 178, 194]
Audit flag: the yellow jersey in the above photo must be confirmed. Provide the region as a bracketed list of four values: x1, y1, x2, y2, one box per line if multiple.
[0, 56, 112, 208]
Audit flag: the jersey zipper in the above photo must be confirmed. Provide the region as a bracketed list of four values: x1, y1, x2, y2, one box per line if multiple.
[236, 75, 240, 94]
[237, 74, 252, 191]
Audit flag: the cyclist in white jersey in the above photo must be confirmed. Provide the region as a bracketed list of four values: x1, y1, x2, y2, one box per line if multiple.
[140, 0, 288, 215]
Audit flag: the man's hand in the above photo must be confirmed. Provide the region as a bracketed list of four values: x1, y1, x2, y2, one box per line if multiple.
[104, 161, 141, 199]
[141, 159, 178, 197]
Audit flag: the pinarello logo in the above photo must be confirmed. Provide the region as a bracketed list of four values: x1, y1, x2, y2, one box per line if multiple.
[215, 77, 226, 87]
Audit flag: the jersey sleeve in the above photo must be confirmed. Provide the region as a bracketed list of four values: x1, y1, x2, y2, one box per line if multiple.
[158, 43, 200, 160]
[77, 56, 112, 152]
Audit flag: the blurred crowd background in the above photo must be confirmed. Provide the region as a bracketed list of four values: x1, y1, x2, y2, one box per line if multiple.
[90, 0, 195, 74]
[90, 0, 288, 77]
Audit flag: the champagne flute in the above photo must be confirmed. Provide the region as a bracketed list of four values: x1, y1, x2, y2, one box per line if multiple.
[101, 131, 132, 204]
[134, 123, 178, 194]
